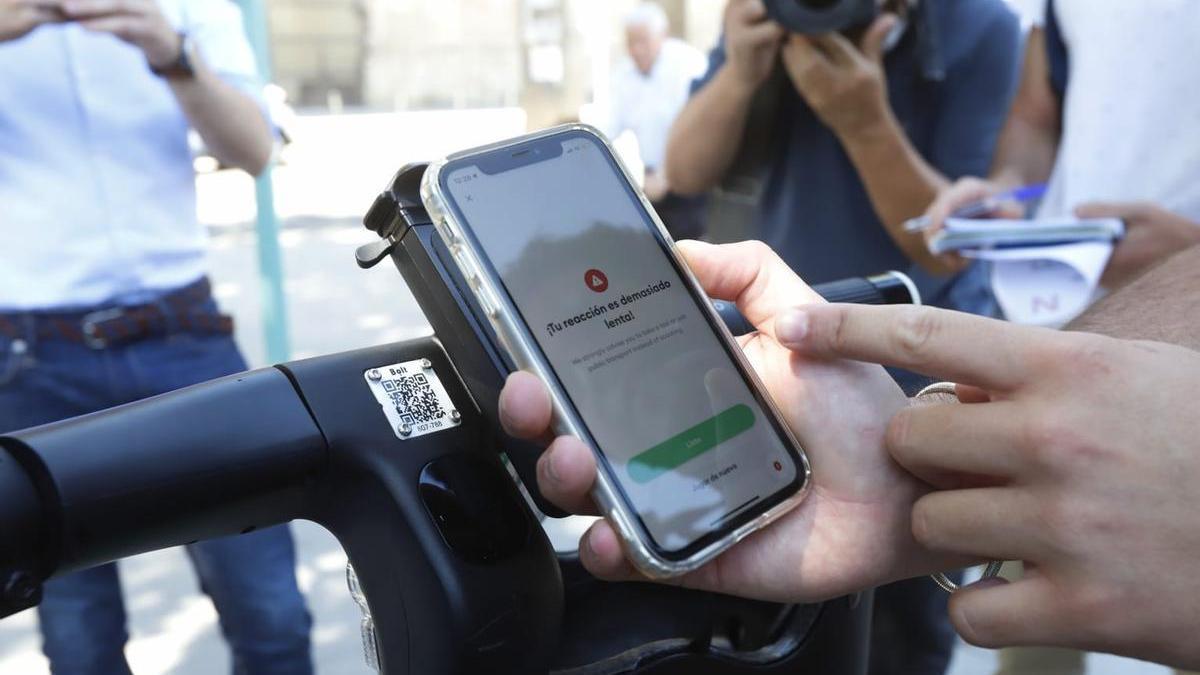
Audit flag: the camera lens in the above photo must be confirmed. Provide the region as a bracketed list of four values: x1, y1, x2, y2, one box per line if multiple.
[797, 0, 841, 9]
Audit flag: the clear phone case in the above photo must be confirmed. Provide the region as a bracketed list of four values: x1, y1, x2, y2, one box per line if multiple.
[420, 124, 811, 578]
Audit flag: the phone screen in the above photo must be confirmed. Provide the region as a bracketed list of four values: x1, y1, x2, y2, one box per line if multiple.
[441, 129, 804, 557]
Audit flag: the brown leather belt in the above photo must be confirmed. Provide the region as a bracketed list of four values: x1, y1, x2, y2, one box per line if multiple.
[0, 278, 234, 350]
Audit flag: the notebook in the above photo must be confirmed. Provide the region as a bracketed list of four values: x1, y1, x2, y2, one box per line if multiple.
[927, 217, 1125, 255]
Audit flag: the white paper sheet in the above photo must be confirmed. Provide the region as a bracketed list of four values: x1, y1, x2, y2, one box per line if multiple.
[964, 242, 1113, 327]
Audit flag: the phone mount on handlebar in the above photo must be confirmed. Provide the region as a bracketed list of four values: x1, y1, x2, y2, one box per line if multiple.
[0, 160, 918, 674]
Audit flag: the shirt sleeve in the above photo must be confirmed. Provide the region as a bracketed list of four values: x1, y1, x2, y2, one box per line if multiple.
[929, 3, 1023, 180]
[182, 0, 268, 112]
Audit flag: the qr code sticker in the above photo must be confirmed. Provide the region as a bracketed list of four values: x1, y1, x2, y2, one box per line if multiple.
[365, 360, 461, 439]
[386, 372, 445, 425]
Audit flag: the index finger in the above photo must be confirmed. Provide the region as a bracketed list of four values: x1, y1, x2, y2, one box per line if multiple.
[735, 0, 771, 23]
[923, 178, 995, 235]
[785, 304, 1050, 391]
[782, 34, 835, 75]
[807, 32, 858, 66]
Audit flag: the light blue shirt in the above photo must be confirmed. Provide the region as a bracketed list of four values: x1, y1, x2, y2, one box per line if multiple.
[0, 0, 265, 310]
[606, 38, 707, 171]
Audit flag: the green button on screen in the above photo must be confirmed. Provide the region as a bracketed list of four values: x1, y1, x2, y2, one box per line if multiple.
[628, 404, 756, 484]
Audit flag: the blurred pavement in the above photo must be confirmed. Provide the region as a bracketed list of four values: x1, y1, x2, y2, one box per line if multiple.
[0, 110, 1174, 675]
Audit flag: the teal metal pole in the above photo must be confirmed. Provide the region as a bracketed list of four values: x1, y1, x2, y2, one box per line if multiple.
[237, 0, 291, 363]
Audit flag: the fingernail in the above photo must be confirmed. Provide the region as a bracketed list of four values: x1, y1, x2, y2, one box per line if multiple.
[583, 529, 598, 559]
[775, 309, 809, 347]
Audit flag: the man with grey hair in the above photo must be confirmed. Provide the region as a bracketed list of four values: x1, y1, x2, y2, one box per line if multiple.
[606, 2, 708, 239]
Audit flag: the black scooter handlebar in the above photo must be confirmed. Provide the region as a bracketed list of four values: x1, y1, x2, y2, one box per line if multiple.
[0, 341, 564, 674]
[0, 367, 326, 617]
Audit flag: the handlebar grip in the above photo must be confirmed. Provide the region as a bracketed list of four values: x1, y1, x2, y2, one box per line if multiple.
[814, 272, 921, 306]
[0, 367, 326, 578]
[713, 272, 920, 337]
[0, 446, 46, 618]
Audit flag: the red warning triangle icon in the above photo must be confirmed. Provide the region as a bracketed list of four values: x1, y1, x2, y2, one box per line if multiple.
[585, 268, 609, 293]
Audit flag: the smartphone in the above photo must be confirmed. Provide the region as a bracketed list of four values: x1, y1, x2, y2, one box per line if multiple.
[421, 125, 811, 577]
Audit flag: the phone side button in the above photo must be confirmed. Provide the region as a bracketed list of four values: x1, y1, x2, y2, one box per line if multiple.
[452, 249, 476, 277]
[474, 281, 500, 318]
[435, 219, 460, 247]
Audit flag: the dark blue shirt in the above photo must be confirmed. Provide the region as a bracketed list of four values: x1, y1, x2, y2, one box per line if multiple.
[692, 0, 1021, 312]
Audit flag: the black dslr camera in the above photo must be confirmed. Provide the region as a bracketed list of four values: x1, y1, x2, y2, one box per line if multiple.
[762, 0, 878, 35]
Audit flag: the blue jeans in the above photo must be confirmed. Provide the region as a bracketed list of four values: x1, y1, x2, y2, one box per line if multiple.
[0, 306, 313, 675]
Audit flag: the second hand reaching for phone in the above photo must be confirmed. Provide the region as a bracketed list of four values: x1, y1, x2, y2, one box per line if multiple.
[904, 184, 1048, 233]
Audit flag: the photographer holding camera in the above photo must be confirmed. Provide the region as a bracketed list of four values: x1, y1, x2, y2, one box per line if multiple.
[663, 1, 1020, 673]
[666, 0, 1020, 309]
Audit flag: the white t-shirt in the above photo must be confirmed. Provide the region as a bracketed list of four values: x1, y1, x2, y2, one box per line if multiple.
[1027, 0, 1200, 222]
[607, 38, 708, 171]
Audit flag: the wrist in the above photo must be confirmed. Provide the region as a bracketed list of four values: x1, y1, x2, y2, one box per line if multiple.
[151, 32, 200, 82]
[145, 29, 183, 70]
[835, 105, 899, 151]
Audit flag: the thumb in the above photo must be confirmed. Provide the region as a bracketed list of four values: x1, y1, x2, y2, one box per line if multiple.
[860, 13, 899, 63]
[949, 576, 1067, 650]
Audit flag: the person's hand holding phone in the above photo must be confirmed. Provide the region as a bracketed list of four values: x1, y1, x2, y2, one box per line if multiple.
[59, 0, 180, 68]
[1, 0, 65, 42]
[499, 240, 964, 603]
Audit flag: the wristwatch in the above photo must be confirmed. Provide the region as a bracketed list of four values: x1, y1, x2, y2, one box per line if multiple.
[150, 32, 196, 80]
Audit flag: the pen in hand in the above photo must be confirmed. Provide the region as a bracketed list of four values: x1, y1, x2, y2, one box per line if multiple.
[904, 184, 1048, 233]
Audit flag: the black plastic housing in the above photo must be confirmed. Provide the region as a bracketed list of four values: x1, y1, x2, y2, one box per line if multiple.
[283, 341, 562, 674]
[0, 339, 563, 675]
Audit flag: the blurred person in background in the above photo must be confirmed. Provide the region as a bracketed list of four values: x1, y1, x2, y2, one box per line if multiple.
[664, 1, 1021, 675]
[666, 0, 1021, 332]
[0, 1, 312, 673]
[605, 2, 708, 239]
[923, 2, 1200, 673]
